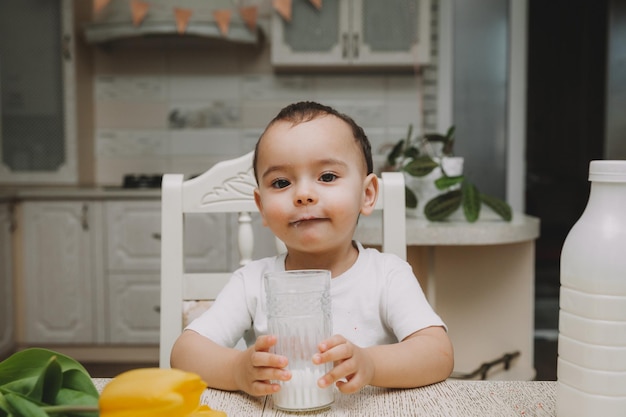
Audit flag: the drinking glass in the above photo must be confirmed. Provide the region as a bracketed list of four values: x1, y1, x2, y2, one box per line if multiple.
[264, 269, 334, 411]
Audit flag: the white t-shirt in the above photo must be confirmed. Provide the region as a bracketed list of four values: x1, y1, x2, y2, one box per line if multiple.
[186, 241, 446, 348]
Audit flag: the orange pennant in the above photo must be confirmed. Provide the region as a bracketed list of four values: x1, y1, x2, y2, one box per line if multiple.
[273, 0, 292, 22]
[130, 0, 150, 26]
[309, 0, 322, 10]
[238, 6, 258, 31]
[174, 8, 192, 34]
[93, 0, 111, 15]
[213, 9, 231, 36]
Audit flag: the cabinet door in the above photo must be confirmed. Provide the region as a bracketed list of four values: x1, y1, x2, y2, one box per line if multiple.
[107, 273, 160, 344]
[352, 0, 431, 65]
[271, 0, 350, 67]
[0, 0, 77, 184]
[21, 202, 102, 344]
[105, 201, 231, 273]
[271, 0, 430, 68]
[0, 203, 14, 356]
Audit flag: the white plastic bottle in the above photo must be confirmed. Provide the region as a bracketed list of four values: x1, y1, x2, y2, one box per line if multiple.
[557, 160, 626, 417]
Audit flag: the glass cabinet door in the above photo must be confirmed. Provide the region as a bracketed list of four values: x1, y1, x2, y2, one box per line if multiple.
[0, 0, 76, 184]
[271, 0, 350, 66]
[354, 0, 431, 65]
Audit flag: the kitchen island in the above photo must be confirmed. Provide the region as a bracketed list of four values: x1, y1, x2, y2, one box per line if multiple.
[355, 212, 540, 380]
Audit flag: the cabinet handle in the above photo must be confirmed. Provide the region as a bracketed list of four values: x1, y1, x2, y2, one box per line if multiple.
[342, 32, 349, 58]
[81, 204, 89, 231]
[62, 34, 72, 61]
[152, 233, 161, 240]
[353, 33, 359, 59]
[154, 305, 161, 313]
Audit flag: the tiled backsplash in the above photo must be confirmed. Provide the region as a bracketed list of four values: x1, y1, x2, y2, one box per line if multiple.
[94, 11, 439, 186]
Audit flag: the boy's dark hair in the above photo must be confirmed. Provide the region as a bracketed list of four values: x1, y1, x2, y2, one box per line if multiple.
[253, 101, 373, 181]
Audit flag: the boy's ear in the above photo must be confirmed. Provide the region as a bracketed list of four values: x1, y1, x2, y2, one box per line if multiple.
[254, 188, 268, 226]
[360, 173, 379, 216]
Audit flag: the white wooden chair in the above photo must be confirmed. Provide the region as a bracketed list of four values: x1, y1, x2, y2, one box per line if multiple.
[159, 151, 406, 367]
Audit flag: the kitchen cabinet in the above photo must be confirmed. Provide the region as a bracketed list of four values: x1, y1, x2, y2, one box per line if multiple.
[104, 201, 233, 344]
[271, 0, 431, 69]
[0, 202, 14, 356]
[15, 194, 276, 352]
[19, 201, 105, 344]
[0, 0, 77, 184]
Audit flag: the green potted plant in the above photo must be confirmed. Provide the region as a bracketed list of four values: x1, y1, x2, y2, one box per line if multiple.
[385, 125, 512, 222]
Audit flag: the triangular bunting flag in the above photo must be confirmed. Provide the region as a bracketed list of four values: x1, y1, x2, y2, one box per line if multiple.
[309, 0, 322, 10]
[130, 0, 150, 26]
[238, 6, 258, 31]
[93, 0, 111, 15]
[273, 0, 292, 22]
[174, 8, 193, 34]
[213, 9, 231, 36]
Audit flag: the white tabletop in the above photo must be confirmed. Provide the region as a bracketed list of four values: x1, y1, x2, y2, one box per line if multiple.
[92, 379, 556, 416]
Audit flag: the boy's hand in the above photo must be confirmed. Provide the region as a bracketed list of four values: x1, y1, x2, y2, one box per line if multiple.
[312, 334, 375, 394]
[234, 335, 292, 396]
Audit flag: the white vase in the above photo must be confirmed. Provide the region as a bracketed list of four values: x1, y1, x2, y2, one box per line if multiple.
[405, 156, 464, 218]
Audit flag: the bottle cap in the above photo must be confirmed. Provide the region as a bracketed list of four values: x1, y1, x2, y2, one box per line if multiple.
[589, 160, 626, 182]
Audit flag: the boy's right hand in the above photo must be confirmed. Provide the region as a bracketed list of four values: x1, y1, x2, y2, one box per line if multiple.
[234, 335, 292, 396]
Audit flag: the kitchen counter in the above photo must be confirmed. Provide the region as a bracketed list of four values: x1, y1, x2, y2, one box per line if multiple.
[0, 187, 161, 200]
[356, 211, 539, 246]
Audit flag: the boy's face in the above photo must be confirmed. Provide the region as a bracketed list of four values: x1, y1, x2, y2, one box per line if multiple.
[254, 115, 377, 254]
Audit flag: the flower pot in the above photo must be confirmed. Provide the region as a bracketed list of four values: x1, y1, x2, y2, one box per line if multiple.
[405, 156, 464, 218]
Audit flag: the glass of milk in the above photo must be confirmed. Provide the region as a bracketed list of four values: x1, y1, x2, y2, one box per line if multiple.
[264, 270, 335, 411]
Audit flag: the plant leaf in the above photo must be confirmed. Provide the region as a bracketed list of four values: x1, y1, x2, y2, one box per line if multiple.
[405, 186, 418, 209]
[434, 175, 464, 190]
[4, 392, 49, 417]
[424, 190, 462, 221]
[481, 193, 512, 221]
[33, 356, 63, 404]
[462, 181, 481, 223]
[60, 370, 98, 399]
[386, 139, 405, 167]
[54, 388, 99, 417]
[403, 156, 439, 177]
[442, 125, 456, 155]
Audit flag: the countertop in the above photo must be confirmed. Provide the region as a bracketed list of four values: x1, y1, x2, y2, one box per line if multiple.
[355, 211, 540, 246]
[0, 186, 161, 201]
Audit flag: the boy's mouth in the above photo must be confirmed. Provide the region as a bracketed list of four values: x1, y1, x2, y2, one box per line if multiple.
[290, 216, 325, 228]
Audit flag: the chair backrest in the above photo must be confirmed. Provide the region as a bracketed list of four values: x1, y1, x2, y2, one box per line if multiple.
[159, 151, 406, 367]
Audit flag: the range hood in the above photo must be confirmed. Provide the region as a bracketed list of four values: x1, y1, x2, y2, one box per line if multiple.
[84, 0, 260, 44]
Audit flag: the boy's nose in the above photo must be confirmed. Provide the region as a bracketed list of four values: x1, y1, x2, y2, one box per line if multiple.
[294, 184, 317, 206]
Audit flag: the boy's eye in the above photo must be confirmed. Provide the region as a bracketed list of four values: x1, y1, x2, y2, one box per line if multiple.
[319, 173, 337, 182]
[271, 178, 290, 189]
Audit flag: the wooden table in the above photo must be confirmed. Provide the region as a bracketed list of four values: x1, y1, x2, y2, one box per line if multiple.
[93, 378, 556, 416]
[355, 212, 541, 380]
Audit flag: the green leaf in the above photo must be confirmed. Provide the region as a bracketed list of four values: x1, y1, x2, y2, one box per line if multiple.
[405, 186, 418, 209]
[0, 348, 98, 416]
[60, 370, 98, 399]
[462, 181, 481, 223]
[53, 389, 99, 417]
[434, 175, 464, 190]
[481, 193, 512, 221]
[403, 146, 420, 160]
[403, 156, 439, 177]
[442, 126, 456, 155]
[32, 356, 63, 404]
[4, 393, 49, 417]
[386, 139, 405, 167]
[424, 190, 462, 221]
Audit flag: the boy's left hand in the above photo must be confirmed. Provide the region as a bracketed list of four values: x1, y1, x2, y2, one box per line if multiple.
[312, 335, 375, 394]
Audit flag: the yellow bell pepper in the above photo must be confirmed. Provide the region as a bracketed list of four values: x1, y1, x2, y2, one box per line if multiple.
[99, 368, 225, 417]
